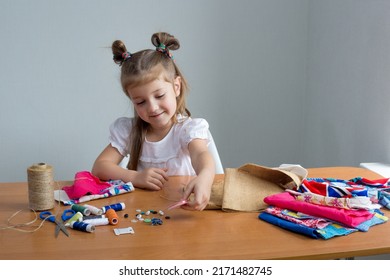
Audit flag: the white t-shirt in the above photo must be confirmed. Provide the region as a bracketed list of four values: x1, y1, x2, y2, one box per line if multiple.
[108, 116, 211, 176]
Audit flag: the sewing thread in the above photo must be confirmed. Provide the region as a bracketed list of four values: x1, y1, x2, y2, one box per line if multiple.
[70, 221, 95, 233]
[83, 214, 105, 220]
[105, 209, 119, 225]
[71, 204, 91, 216]
[27, 163, 55, 211]
[65, 211, 83, 227]
[83, 217, 109, 226]
[84, 204, 103, 215]
[102, 202, 125, 213]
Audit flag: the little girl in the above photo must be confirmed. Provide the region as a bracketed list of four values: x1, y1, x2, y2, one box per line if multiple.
[92, 32, 216, 211]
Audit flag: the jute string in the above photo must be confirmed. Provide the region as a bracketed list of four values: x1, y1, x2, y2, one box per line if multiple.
[0, 209, 44, 233]
[27, 163, 55, 211]
[0, 163, 61, 233]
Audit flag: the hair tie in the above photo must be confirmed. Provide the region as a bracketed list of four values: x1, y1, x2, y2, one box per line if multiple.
[114, 51, 132, 66]
[157, 43, 166, 50]
[156, 43, 173, 59]
[122, 51, 132, 61]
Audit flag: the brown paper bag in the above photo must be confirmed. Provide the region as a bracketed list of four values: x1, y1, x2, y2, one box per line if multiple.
[207, 163, 306, 212]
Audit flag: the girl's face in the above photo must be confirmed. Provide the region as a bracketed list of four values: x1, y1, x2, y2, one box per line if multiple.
[127, 75, 181, 133]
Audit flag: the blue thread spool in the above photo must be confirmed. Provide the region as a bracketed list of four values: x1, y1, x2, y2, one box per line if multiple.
[71, 204, 91, 216]
[70, 221, 95, 233]
[101, 202, 125, 213]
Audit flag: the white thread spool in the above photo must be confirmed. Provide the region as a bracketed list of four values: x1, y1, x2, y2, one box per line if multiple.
[27, 163, 55, 211]
[83, 217, 109, 226]
[84, 204, 103, 215]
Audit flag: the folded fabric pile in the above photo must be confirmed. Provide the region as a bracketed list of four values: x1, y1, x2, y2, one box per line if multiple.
[259, 177, 390, 239]
[54, 171, 134, 205]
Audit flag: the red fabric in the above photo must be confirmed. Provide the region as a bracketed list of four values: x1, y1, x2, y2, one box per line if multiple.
[62, 171, 111, 199]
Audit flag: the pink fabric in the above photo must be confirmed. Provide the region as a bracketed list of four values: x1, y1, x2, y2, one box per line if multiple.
[62, 171, 111, 199]
[264, 192, 374, 228]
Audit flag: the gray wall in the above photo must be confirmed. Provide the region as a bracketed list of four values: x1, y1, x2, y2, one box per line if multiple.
[1, 0, 389, 182]
[304, 0, 390, 167]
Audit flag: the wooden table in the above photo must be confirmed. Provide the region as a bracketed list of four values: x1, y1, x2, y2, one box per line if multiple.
[0, 166, 389, 260]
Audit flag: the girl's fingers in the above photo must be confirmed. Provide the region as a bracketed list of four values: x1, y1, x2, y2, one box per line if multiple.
[156, 168, 169, 181]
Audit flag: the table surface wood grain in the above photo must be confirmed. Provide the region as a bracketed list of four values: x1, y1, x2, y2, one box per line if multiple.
[0, 166, 388, 260]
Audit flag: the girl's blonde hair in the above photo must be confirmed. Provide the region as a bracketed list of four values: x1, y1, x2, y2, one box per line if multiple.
[112, 32, 190, 170]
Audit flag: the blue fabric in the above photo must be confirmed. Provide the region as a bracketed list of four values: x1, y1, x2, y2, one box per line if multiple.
[258, 212, 321, 239]
[354, 211, 388, 232]
[259, 212, 359, 239]
[316, 224, 357, 239]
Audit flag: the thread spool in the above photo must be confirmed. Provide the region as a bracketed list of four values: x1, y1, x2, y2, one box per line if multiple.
[83, 217, 109, 226]
[70, 221, 95, 233]
[84, 204, 103, 215]
[71, 204, 91, 216]
[65, 212, 83, 227]
[102, 202, 125, 213]
[27, 163, 55, 211]
[105, 209, 119, 225]
[83, 215, 105, 220]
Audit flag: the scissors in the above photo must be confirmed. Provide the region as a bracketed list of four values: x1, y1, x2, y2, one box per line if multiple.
[61, 209, 76, 222]
[39, 211, 70, 238]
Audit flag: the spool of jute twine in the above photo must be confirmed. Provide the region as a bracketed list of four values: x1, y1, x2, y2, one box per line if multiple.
[27, 163, 55, 211]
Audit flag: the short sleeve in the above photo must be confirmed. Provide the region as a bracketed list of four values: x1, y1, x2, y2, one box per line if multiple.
[108, 117, 133, 156]
[180, 118, 211, 148]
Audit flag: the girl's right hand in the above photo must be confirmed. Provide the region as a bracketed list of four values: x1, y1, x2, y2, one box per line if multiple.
[133, 168, 168, 190]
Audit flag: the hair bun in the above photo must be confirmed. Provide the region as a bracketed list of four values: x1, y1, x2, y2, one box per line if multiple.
[151, 32, 180, 51]
[112, 40, 128, 65]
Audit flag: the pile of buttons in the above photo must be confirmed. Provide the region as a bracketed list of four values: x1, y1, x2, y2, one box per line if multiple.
[130, 209, 169, 226]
